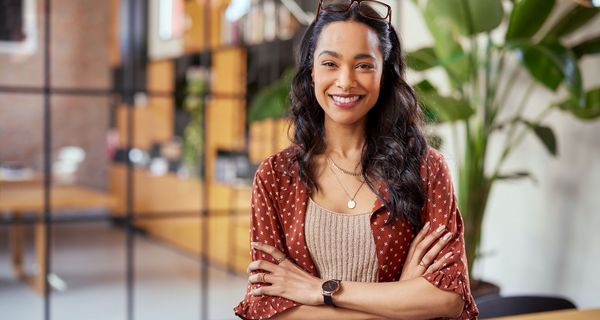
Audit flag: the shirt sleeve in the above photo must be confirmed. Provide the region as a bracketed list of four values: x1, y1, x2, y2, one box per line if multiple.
[234, 158, 299, 319]
[420, 149, 479, 319]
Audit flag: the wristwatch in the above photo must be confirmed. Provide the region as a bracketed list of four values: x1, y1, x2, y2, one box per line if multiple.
[321, 279, 341, 307]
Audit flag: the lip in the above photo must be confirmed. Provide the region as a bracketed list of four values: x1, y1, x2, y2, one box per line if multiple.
[328, 94, 364, 109]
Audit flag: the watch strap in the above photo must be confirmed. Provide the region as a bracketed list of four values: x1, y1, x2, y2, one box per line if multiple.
[324, 294, 336, 307]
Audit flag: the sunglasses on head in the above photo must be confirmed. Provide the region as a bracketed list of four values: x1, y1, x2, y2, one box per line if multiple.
[316, 0, 392, 29]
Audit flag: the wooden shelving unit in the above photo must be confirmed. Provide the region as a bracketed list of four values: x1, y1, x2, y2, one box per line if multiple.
[108, 0, 301, 274]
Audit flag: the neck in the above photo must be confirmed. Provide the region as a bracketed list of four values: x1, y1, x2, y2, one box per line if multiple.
[324, 119, 366, 159]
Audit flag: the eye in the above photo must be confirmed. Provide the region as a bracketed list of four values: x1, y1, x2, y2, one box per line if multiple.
[321, 61, 337, 68]
[357, 63, 374, 70]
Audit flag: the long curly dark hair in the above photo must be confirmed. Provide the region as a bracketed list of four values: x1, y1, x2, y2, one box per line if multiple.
[289, 3, 428, 229]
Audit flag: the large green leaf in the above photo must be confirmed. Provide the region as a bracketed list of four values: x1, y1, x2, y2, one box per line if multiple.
[572, 35, 600, 59]
[406, 47, 438, 71]
[506, 0, 556, 41]
[248, 69, 295, 123]
[509, 41, 584, 105]
[523, 120, 558, 156]
[496, 171, 537, 183]
[414, 80, 474, 122]
[543, 5, 600, 40]
[422, 2, 469, 84]
[545, 43, 585, 106]
[425, 0, 504, 36]
[556, 87, 600, 120]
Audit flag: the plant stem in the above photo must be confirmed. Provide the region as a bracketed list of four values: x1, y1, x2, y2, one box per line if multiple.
[491, 80, 536, 180]
[483, 35, 494, 134]
[470, 37, 479, 116]
[488, 47, 505, 126]
[452, 125, 462, 170]
[496, 64, 521, 115]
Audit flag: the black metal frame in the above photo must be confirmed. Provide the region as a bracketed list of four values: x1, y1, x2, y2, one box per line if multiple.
[0, 0, 213, 319]
[1, 0, 402, 319]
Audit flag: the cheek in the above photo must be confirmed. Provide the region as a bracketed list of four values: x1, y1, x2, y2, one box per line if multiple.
[314, 72, 334, 90]
[361, 74, 382, 94]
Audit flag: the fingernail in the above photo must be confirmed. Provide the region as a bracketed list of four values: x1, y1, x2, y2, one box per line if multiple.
[436, 225, 445, 233]
[444, 252, 453, 259]
[443, 232, 452, 240]
[423, 222, 430, 231]
[250, 242, 258, 248]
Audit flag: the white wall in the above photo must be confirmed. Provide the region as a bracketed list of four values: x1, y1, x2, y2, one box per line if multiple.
[400, 1, 600, 308]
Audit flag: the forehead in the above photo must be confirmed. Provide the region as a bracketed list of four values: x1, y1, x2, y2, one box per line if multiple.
[315, 21, 382, 59]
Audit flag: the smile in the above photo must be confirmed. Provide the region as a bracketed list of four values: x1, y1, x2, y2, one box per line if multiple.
[328, 94, 364, 108]
[330, 95, 361, 103]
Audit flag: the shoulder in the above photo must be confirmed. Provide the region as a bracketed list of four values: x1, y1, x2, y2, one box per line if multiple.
[420, 146, 451, 180]
[255, 145, 300, 181]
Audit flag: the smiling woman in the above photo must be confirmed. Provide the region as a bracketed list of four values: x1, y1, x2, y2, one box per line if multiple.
[311, 22, 383, 127]
[234, 0, 479, 319]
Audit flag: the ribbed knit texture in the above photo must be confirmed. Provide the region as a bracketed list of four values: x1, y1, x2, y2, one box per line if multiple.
[304, 198, 378, 282]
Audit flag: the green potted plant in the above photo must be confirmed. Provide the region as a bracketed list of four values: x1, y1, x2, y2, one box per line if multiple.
[247, 68, 296, 163]
[181, 67, 209, 177]
[247, 67, 296, 123]
[406, 0, 600, 290]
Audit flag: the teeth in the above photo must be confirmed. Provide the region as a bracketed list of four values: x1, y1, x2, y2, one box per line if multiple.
[331, 95, 360, 104]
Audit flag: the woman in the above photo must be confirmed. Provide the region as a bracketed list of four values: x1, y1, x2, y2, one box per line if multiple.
[234, 0, 478, 319]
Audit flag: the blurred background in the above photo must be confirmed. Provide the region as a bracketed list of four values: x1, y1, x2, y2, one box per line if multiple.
[0, 0, 598, 319]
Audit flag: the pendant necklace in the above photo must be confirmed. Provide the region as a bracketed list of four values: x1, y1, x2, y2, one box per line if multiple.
[327, 157, 365, 209]
[329, 156, 362, 177]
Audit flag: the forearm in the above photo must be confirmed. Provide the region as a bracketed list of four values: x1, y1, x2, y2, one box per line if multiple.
[335, 277, 464, 319]
[272, 304, 392, 320]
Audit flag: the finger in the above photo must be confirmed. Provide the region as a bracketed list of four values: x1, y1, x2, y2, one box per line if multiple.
[251, 285, 278, 296]
[251, 242, 287, 261]
[426, 251, 453, 274]
[407, 221, 430, 259]
[248, 273, 276, 284]
[247, 260, 277, 274]
[413, 224, 447, 264]
[419, 231, 453, 267]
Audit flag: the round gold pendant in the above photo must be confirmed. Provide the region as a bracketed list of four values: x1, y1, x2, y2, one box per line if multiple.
[347, 200, 356, 209]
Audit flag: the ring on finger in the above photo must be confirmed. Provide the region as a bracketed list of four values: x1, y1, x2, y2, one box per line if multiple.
[275, 256, 287, 264]
[418, 260, 427, 268]
[258, 273, 265, 283]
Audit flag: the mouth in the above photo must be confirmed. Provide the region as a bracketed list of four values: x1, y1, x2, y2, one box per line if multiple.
[328, 94, 364, 108]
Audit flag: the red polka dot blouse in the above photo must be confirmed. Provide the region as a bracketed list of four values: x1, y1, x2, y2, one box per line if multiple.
[234, 146, 479, 319]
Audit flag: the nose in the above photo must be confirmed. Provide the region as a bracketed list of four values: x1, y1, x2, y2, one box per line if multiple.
[335, 68, 357, 91]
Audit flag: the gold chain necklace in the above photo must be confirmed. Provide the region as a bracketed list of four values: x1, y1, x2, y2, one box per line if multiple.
[327, 158, 365, 209]
[329, 156, 362, 177]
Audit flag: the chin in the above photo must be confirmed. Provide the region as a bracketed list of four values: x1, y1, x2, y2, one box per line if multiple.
[325, 112, 366, 127]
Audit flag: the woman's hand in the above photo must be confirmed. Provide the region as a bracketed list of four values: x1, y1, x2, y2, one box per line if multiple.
[247, 242, 323, 306]
[399, 222, 454, 281]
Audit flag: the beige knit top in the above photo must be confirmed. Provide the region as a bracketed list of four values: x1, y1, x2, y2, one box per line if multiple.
[304, 197, 379, 282]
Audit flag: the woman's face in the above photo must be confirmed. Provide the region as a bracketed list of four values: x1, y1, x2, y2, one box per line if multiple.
[312, 20, 384, 127]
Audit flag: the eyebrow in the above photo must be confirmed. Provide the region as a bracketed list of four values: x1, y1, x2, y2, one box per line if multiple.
[318, 50, 376, 60]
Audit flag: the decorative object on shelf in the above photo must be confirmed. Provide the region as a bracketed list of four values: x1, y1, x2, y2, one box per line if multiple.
[53, 146, 86, 185]
[148, 0, 185, 59]
[0, 162, 35, 181]
[215, 150, 253, 185]
[406, 0, 600, 288]
[181, 66, 209, 177]
[247, 67, 296, 123]
[230, 0, 301, 45]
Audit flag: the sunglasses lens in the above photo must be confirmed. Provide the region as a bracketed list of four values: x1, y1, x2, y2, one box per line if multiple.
[358, 1, 390, 20]
[321, 0, 351, 12]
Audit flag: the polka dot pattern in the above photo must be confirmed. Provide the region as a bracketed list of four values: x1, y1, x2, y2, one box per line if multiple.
[234, 146, 478, 319]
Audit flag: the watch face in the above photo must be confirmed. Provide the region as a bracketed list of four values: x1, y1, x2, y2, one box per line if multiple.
[322, 280, 339, 292]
